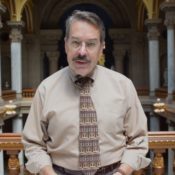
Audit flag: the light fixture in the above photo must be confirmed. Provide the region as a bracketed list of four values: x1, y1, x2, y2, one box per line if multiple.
[153, 98, 166, 113]
[4, 100, 17, 115]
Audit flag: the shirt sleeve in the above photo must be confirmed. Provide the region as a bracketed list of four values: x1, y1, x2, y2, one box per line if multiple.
[121, 80, 151, 170]
[22, 85, 52, 173]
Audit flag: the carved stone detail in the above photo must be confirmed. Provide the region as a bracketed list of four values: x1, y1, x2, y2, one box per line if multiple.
[8, 154, 20, 170]
[164, 12, 175, 28]
[47, 51, 59, 62]
[109, 29, 131, 44]
[0, 3, 6, 29]
[160, 1, 175, 28]
[145, 19, 161, 40]
[153, 152, 165, 168]
[7, 21, 24, 42]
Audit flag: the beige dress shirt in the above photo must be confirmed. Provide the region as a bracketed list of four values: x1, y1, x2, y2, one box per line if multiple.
[22, 65, 151, 173]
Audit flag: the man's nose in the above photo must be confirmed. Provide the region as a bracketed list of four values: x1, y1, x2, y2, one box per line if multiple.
[78, 42, 87, 56]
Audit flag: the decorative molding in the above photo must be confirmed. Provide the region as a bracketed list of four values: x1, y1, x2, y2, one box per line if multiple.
[160, 1, 175, 28]
[47, 51, 59, 62]
[0, 133, 23, 150]
[8, 153, 20, 171]
[109, 29, 131, 44]
[145, 18, 162, 40]
[149, 131, 175, 149]
[40, 29, 63, 43]
[1, 132, 175, 154]
[0, 107, 5, 119]
[7, 21, 25, 42]
[0, 3, 6, 29]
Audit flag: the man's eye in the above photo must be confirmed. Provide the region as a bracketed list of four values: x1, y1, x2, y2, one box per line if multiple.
[71, 41, 80, 47]
[86, 42, 96, 48]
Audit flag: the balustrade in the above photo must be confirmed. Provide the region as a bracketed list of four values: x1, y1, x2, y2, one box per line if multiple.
[2, 90, 16, 101]
[0, 132, 175, 175]
[22, 89, 35, 98]
[155, 88, 175, 100]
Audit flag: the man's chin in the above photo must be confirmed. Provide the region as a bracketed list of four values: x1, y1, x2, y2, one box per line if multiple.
[75, 72, 88, 77]
[75, 70, 92, 77]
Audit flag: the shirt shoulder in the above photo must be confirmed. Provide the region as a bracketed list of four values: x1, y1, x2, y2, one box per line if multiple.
[96, 65, 131, 84]
[37, 67, 70, 95]
[95, 66, 137, 98]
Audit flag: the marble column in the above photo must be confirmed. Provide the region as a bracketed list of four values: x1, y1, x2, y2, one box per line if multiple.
[0, 118, 4, 175]
[113, 48, 125, 73]
[8, 21, 24, 165]
[161, 1, 175, 103]
[108, 29, 130, 74]
[40, 29, 62, 79]
[12, 113, 24, 166]
[7, 21, 24, 99]
[0, 3, 6, 103]
[149, 112, 160, 131]
[145, 19, 161, 97]
[47, 51, 59, 74]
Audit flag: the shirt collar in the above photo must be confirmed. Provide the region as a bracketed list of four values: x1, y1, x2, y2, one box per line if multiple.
[68, 66, 97, 84]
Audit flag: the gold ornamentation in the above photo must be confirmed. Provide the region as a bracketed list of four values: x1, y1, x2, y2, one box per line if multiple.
[98, 53, 105, 66]
[153, 98, 166, 113]
[152, 153, 164, 169]
[8, 154, 20, 170]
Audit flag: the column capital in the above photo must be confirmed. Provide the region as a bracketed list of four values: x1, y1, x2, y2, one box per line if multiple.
[0, 3, 6, 29]
[160, 1, 175, 28]
[47, 51, 59, 62]
[108, 28, 131, 45]
[0, 3, 6, 14]
[145, 18, 162, 40]
[7, 21, 25, 42]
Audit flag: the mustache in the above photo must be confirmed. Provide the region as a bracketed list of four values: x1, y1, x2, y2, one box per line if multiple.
[72, 55, 90, 62]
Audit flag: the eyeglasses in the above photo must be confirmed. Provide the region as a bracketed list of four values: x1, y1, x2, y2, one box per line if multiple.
[68, 39, 100, 51]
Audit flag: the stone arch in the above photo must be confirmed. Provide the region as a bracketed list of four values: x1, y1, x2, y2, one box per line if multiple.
[39, 1, 135, 69]
[40, 0, 131, 29]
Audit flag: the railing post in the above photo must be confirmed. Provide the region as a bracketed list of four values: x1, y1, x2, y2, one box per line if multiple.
[7, 150, 20, 175]
[173, 149, 175, 174]
[0, 112, 5, 175]
[12, 113, 24, 167]
[152, 149, 165, 175]
[167, 120, 175, 175]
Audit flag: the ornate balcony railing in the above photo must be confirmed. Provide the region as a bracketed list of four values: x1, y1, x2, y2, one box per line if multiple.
[155, 88, 175, 100]
[22, 89, 36, 98]
[0, 131, 175, 175]
[2, 90, 16, 101]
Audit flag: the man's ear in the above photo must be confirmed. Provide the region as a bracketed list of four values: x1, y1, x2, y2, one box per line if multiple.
[103, 42, 106, 49]
[101, 42, 105, 52]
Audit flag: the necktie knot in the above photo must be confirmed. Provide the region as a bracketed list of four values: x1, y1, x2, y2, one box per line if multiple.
[75, 77, 94, 89]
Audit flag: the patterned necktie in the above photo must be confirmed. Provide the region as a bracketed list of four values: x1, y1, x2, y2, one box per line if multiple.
[75, 77, 101, 175]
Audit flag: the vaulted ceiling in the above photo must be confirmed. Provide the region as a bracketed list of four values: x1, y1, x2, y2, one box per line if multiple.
[1, 0, 166, 33]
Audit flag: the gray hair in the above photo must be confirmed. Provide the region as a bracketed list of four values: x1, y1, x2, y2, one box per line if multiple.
[65, 10, 105, 43]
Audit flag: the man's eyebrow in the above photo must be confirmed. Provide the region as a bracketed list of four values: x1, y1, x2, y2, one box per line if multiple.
[86, 39, 98, 42]
[70, 37, 98, 41]
[71, 36, 80, 40]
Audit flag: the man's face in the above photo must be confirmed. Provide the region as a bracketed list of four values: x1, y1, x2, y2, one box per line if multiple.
[65, 20, 105, 77]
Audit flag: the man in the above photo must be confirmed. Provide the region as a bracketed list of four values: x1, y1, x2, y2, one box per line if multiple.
[23, 10, 150, 175]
